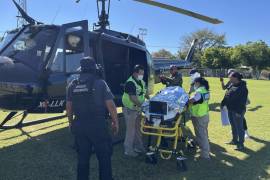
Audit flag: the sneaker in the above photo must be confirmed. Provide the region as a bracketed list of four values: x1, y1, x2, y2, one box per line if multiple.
[124, 151, 139, 157]
[235, 144, 245, 151]
[245, 131, 251, 139]
[197, 155, 211, 161]
[134, 148, 146, 154]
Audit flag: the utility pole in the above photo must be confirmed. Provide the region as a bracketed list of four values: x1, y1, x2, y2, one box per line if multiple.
[138, 28, 147, 41]
[16, 0, 27, 27]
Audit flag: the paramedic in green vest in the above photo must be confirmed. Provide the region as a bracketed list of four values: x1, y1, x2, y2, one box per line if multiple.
[122, 65, 148, 157]
[189, 77, 211, 159]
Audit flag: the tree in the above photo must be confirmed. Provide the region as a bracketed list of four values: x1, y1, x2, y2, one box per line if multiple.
[178, 28, 226, 66]
[151, 49, 176, 59]
[232, 41, 270, 79]
[244, 41, 270, 69]
[201, 47, 237, 69]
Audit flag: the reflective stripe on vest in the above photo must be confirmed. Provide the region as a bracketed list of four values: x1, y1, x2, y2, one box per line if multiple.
[190, 87, 210, 117]
[122, 76, 146, 110]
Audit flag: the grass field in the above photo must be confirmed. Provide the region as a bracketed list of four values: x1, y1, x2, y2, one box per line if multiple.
[0, 77, 270, 180]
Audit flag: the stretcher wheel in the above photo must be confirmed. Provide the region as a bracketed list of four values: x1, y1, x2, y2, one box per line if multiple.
[176, 156, 188, 172]
[145, 152, 157, 164]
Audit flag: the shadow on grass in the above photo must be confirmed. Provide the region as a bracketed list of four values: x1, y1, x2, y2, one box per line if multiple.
[0, 121, 68, 141]
[248, 105, 263, 112]
[209, 142, 269, 179]
[209, 103, 264, 113]
[0, 125, 269, 180]
[209, 103, 221, 112]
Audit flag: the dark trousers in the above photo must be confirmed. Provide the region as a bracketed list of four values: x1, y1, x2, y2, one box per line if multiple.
[228, 111, 245, 145]
[75, 131, 113, 180]
[243, 117, 248, 131]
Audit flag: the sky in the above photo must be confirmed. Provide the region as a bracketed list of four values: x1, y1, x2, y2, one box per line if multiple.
[0, 0, 270, 54]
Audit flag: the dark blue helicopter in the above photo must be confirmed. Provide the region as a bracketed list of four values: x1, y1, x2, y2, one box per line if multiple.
[0, 0, 222, 129]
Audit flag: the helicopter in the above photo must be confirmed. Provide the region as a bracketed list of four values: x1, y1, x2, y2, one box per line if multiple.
[0, 0, 222, 129]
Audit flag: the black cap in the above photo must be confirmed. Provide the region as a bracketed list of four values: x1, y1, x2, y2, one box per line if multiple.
[189, 68, 198, 75]
[228, 69, 236, 75]
[170, 65, 177, 70]
[133, 64, 144, 73]
[80, 57, 97, 72]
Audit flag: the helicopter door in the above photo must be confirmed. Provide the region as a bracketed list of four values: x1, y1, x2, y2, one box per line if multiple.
[46, 21, 90, 113]
[63, 21, 90, 73]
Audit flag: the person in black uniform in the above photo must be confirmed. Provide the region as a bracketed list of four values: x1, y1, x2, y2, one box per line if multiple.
[159, 65, 183, 87]
[66, 57, 119, 180]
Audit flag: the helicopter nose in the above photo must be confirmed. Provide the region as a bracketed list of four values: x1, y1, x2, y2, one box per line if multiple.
[0, 56, 38, 82]
[0, 56, 14, 66]
[0, 56, 42, 110]
[0, 56, 40, 94]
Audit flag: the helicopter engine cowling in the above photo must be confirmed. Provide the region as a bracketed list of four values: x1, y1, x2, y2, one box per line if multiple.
[0, 56, 43, 111]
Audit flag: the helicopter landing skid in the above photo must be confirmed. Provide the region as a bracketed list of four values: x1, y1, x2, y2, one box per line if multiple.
[0, 111, 66, 130]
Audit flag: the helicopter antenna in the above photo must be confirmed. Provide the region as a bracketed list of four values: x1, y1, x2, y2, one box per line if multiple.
[138, 28, 147, 41]
[51, 3, 63, 24]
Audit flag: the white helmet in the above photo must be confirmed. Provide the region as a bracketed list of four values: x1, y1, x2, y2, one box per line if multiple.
[190, 72, 201, 83]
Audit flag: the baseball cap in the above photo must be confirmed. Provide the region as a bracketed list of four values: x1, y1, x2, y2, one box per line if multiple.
[80, 56, 97, 72]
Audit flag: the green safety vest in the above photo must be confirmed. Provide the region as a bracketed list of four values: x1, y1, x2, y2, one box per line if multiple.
[190, 87, 210, 117]
[122, 76, 146, 110]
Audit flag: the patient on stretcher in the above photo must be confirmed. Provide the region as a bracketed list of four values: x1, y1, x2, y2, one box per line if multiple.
[142, 86, 189, 125]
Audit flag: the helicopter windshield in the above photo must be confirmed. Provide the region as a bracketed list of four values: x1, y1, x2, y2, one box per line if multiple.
[0, 30, 18, 50]
[1, 26, 59, 70]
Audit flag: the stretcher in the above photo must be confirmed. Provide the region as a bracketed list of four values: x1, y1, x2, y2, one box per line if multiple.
[141, 86, 193, 171]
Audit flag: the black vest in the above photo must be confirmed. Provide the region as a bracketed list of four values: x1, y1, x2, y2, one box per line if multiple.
[71, 75, 110, 140]
[72, 76, 97, 122]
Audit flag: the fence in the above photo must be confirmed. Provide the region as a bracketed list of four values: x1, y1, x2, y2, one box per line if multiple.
[177, 68, 269, 79]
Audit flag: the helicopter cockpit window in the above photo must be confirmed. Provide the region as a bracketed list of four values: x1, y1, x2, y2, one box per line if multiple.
[13, 38, 37, 51]
[65, 33, 84, 73]
[0, 31, 18, 51]
[1, 26, 59, 70]
[50, 26, 93, 73]
[66, 34, 83, 53]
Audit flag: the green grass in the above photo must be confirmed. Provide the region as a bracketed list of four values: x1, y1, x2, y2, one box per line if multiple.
[0, 77, 270, 180]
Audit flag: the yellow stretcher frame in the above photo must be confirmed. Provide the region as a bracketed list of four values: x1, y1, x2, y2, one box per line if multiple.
[141, 112, 187, 160]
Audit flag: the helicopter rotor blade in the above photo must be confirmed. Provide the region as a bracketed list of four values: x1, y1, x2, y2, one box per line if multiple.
[12, 0, 42, 25]
[133, 0, 223, 24]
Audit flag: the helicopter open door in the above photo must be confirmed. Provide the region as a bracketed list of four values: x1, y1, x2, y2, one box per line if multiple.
[44, 20, 90, 113]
